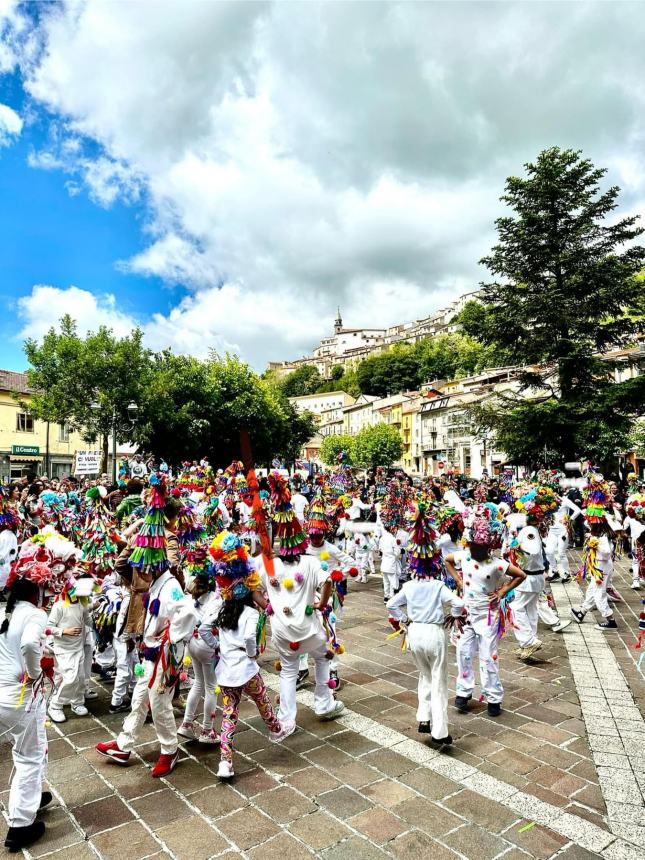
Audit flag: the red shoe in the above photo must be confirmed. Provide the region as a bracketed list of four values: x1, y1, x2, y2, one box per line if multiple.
[151, 750, 179, 778]
[96, 740, 130, 766]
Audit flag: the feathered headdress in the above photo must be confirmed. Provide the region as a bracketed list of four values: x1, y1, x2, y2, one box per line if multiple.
[469, 503, 503, 549]
[129, 473, 169, 574]
[582, 474, 610, 524]
[408, 502, 442, 578]
[306, 491, 329, 536]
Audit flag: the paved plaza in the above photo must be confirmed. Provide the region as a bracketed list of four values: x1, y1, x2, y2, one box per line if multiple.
[2, 550, 644, 860]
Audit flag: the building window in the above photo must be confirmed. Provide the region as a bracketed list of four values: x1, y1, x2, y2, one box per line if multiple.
[16, 412, 34, 433]
[59, 422, 70, 442]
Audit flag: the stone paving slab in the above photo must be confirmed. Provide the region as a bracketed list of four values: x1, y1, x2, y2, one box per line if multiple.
[1, 550, 645, 858]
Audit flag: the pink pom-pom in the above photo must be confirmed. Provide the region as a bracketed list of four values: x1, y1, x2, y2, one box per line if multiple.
[327, 678, 338, 690]
[295, 572, 304, 584]
[179, 671, 188, 682]
[44, 628, 53, 636]
[265, 602, 274, 616]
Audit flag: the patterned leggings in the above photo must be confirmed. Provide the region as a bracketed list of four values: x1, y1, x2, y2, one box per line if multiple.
[219, 672, 281, 763]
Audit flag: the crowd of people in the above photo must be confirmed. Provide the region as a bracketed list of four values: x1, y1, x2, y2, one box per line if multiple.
[0, 455, 644, 852]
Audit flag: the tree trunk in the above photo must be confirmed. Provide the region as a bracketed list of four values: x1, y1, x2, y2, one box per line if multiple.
[101, 433, 109, 475]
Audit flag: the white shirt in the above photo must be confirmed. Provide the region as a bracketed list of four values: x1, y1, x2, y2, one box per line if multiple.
[0, 601, 47, 708]
[387, 579, 464, 625]
[143, 571, 197, 648]
[260, 556, 328, 643]
[291, 493, 308, 522]
[48, 599, 92, 652]
[437, 533, 461, 559]
[307, 539, 355, 571]
[130, 461, 147, 478]
[379, 531, 404, 574]
[452, 551, 510, 611]
[348, 498, 371, 521]
[216, 606, 259, 687]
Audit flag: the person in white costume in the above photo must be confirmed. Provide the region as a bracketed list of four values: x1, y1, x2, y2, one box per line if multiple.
[571, 518, 618, 630]
[379, 525, 404, 602]
[545, 497, 581, 583]
[0, 576, 50, 852]
[510, 525, 547, 661]
[48, 577, 95, 723]
[445, 508, 525, 717]
[96, 567, 197, 778]
[387, 562, 465, 745]
[353, 532, 377, 582]
[624, 495, 645, 590]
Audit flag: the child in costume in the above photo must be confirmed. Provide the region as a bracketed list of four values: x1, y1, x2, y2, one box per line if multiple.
[260, 472, 344, 725]
[177, 548, 222, 744]
[48, 575, 96, 723]
[96, 475, 197, 778]
[353, 532, 377, 583]
[379, 525, 404, 602]
[387, 503, 465, 745]
[624, 494, 645, 590]
[510, 522, 546, 661]
[212, 531, 292, 780]
[571, 474, 618, 630]
[0, 552, 57, 852]
[445, 506, 525, 716]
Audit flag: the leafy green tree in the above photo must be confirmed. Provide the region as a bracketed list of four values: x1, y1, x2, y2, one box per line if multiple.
[319, 434, 355, 466]
[315, 368, 361, 397]
[280, 365, 322, 397]
[471, 147, 645, 465]
[353, 424, 403, 468]
[330, 365, 345, 381]
[24, 316, 152, 473]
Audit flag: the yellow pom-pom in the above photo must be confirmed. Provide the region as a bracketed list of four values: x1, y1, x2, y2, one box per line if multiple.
[183, 655, 192, 667]
[274, 660, 282, 671]
[319, 551, 329, 561]
[283, 578, 294, 589]
[44, 720, 52, 729]
[214, 685, 221, 695]
[335, 643, 346, 655]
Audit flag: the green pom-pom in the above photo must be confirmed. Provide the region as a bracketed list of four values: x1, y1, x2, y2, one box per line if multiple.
[305, 604, 314, 616]
[134, 663, 145, 677]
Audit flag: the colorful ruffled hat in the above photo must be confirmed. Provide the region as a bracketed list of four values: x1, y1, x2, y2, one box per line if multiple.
[8, 528, 80, 595]
[469, 503, 504, 549]
[129, 472, 169, 574]
[269, 471, 309, 556]
[408, 501, 442, 578]
[306, 491, 329, 536]
[176, 502, 207, 547]
[582, 473, 610, 524]
[435, 506, 464, 536]
[626, 494, 645, 523]
[209, 530, 260, 600]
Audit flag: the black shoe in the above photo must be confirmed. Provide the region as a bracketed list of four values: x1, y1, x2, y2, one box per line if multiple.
[4, 821, 46, 852]
[431, 735, 453, 746]
[295, 669, 309, 691]
[109, 701, 131, 714]
[596, 618, 618, 630]
[454, 695, 471, 713]
[546, 573, 560, 583]
[418, 721, 431, 734]
[329, 670, 342, 691]
[39, 791, 53, 810]
[570, 609, 585, 624]
[487, 702, 502, 717]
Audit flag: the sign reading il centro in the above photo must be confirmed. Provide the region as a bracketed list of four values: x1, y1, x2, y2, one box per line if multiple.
[11, 445, 40, 456]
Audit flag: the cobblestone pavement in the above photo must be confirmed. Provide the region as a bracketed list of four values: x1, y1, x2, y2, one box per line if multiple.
[2, 550, 645, 859]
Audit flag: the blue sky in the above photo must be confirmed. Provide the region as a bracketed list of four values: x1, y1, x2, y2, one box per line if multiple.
[0, 71, 179, 370]
[1, 1, 645, 371]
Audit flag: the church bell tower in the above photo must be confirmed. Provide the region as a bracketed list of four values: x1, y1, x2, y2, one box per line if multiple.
[334, 307, 343, 334]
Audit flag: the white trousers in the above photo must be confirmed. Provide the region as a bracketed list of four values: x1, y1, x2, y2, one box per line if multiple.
[456, 612, 503, 704]
[581, 573, 612, 618]
[117, 658, 179, 755]
[274, 631, 335, 723]
[407, 623, 449, 739]
[382, 569, 400, 599]
[184, 642, 218, 729]
[51, 646, 86, 708]
[512, 588, 541, 647]
[537, 591, 559, 627]
[545, 530, 570, 574]
[112, 638, 137, 706]
[298, 651, 340, 671]
[355, 551, 374, 581]
[630, 542, 644, 586]
[0, 698, 47, 827]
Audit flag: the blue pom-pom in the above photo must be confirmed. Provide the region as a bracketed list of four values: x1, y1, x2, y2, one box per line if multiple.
[320, 561, 329, 572]
[149, 598, 161, 617]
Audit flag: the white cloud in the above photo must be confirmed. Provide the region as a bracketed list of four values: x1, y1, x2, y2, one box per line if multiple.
[8, 1, 645, 366]
[0, 102, 22, 146]
[17, 285, 138, 341]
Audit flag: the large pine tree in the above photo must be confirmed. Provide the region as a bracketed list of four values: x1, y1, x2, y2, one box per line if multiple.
[469, 147, 645, 466]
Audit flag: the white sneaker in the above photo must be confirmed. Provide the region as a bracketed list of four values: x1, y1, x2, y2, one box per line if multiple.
[269, 720, 297, 743]
[551, 619, 572, 633]
[198, 729, 220, 745]
[217, 760, 234, 780]
[48, 707, 67, 723]
[317, 700, 345, 721]
[177, 722, 196, 740]
[631, 583, 641, 590]
[71, 704, 89, 717]
[84, 689, 99, 700]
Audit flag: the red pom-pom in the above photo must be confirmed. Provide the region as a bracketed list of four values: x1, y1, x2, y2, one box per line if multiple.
[355, 537, 360, 544]
[396, 539, 401, 545]
[331, 570, 344, 583]
[289, 641, 300, 651]
[348, 567, 359, 578]
[179, 672, 188, 682]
